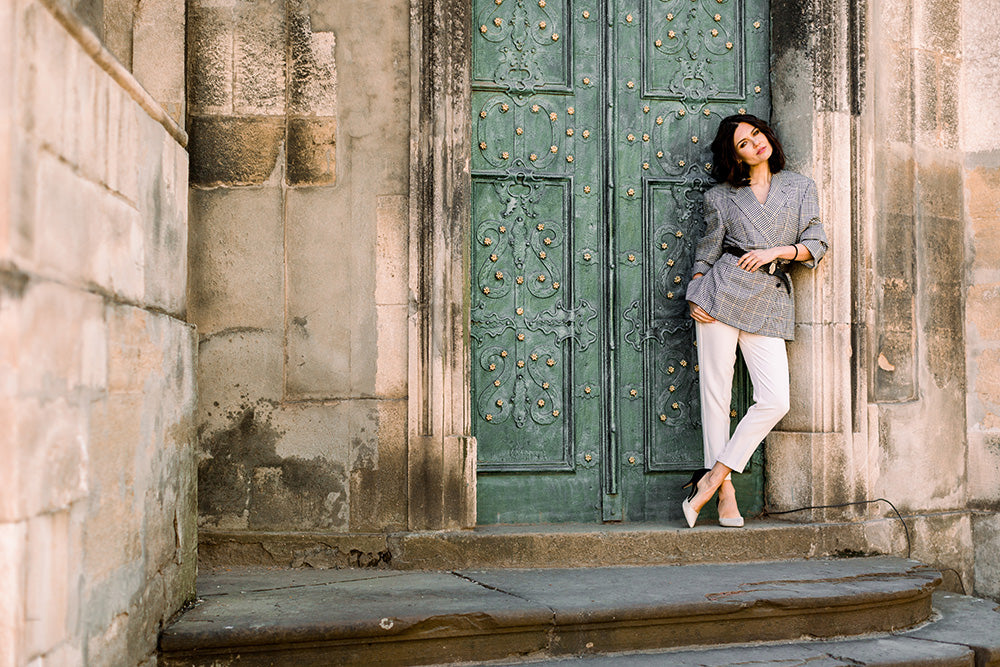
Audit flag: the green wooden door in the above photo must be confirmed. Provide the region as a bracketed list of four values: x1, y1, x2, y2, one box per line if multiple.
[472, 0, 769, 524]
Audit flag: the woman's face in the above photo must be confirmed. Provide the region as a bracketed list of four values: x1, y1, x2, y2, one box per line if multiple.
[732, 122, 772, 167]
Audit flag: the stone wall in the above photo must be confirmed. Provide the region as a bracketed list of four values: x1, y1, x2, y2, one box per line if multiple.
[0, 1, 195, 665]
[867, 0, 967, 515]
[861, 0, 1000, 599]
[55, 0, 185, 124]
[188, 0, 410, 539]
[962, 2, 1000, 599]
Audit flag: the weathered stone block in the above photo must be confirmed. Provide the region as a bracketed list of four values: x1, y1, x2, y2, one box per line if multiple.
[0, 0, 11, 262]
[25, 511, 71, 656]
[876, 213, 915, 280]
[917, 162, 963, 221]
[248, 460, 349, 531]
[973, 512, 1000, 601]
[874, 45, 913, 145]
[92, 181, 145, 303]
[187, 0, 235, 114]
[33, 143, 95, 287]
[938, 56, 960, 150]
[85, 394, 144, 582]
[103, 0, 136, 69]
[188, 116, 285, 185]
[132, 0, 186, 124]
[285, 187, 376, 398]
[188, 186, 283, 335]
[196, 329, 284, 436]
[0, 521, 25, 666]
[16, 2, 70, 156]
[107, 305, 163, 395]
[351, 399, 408, 531]
[907, 512, 973, 593]
[234, 0, 287, 115]
[872, 0, 911, 43]
[974, 347, 1000, 409]
[17, 280, 106, 397]
[968, 284, 1000, 341]
[16, 397, 89, 519]
[874, 329, 917, 401]
[198, 398, 385, 532]
[966, 166, 1000, 274]
[286, 117, 336, 185]
[140, 120, 189, 316]
[877, 400, 966, 512]
[968, 432, 1000, 505]
[913, 50, 944, 147]
[375, 304, 407, 399]
[375, 194, 408, 306]
[289, 12, 337, 116]
[961, 61, 1000, 154]
[914, 0, 960, 56]
[107, 88, 141, 204]
[75, 51, 109, 188]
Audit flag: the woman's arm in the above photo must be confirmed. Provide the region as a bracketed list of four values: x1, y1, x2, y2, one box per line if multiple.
[734, 243, 812, 272]
[690, 191, 725, 278]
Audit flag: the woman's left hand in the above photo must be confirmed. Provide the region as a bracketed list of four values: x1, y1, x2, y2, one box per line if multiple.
[737, 247, 782, 272]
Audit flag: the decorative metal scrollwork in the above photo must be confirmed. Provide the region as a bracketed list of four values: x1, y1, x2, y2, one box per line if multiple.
[475, 0, 568, 93]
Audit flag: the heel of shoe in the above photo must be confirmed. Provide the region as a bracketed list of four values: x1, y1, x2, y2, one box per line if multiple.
[680, 468, 711, 497]
[681, 498, 699, 528]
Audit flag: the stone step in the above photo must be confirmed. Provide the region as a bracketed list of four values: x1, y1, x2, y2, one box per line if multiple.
[199, 519, 903, 571]
[481, 592, 1000, 667]
[159, 557, 942, 666]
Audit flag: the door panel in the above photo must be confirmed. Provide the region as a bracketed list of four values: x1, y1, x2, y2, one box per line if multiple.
[472, 0, 769, 524]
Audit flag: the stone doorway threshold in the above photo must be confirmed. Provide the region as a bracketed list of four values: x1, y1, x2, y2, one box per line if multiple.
[198, 519, 906, 571]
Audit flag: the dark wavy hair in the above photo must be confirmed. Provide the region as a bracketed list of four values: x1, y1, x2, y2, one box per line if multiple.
[709, 114, 786, 187]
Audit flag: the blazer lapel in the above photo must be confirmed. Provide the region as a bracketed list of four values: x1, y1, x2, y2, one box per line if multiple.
[728, 172, 790, 247]
[762, 171, 792, 220]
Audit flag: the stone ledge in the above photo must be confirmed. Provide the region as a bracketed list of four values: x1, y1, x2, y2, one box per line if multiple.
[158, 558, 940, 666]
[199, 521, 885, 572]
[37, 0, 187, 147]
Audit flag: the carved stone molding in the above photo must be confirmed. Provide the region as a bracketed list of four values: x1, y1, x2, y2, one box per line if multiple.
[408, 0, 477, 529]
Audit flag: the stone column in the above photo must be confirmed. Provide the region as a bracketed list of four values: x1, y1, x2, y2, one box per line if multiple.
[765, 0, 859, 520]
[407, 0, 477, 530]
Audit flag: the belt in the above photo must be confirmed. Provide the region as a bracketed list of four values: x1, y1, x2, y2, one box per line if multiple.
[722, 245, 791, 294]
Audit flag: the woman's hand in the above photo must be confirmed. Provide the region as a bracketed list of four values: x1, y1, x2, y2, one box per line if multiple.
[689, 302, 716, 323]
[688, 273, 715, 322]
[736, 246, 784, 272]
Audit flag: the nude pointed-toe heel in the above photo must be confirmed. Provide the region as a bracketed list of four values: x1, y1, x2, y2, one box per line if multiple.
[680, 468, 711, 528]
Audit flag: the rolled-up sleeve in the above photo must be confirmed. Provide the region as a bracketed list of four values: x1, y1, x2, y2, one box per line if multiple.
[797, 179, 828, 269]
[691, 189, 724, 278]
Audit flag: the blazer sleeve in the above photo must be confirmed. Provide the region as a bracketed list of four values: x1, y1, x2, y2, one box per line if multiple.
[796, 179, 828, 269]
[691, 189, 724, 278]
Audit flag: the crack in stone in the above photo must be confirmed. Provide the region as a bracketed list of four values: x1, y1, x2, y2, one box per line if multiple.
[198, 571, 411, 596]
[449, 572, 559, 652]
[823, 653, 865, 666]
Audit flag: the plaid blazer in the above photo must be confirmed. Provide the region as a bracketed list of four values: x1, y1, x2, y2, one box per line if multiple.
[686, 171, 828, 340]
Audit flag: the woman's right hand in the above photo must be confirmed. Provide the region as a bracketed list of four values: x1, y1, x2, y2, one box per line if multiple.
[687, 273, 716, 323]
[689, 302, 716, 323]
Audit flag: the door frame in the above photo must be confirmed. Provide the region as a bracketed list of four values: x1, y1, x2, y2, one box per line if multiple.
[405, 0, 860, 530]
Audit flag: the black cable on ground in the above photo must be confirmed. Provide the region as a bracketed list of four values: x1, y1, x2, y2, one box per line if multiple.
[762, 498, 911, 559]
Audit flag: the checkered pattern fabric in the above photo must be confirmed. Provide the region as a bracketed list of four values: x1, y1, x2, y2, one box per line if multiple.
[686, 171, 828, 340]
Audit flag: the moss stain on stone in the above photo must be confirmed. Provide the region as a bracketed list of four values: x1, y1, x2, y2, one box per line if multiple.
[198, 405, 348, 530]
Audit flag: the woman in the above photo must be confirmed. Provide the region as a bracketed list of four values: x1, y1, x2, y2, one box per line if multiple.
[682, 114, 828, 528]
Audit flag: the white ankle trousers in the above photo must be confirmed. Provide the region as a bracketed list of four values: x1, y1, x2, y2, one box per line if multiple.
[695, 319, 790, 474]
